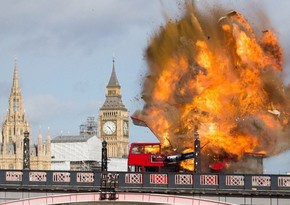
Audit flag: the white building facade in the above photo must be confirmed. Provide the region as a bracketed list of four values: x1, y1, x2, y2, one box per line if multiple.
[51, 135, 102, 170]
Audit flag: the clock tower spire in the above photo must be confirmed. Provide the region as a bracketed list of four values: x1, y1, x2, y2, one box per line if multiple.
[99, 58, 129, 158]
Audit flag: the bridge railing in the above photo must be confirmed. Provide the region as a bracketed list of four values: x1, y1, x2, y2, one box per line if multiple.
[0, 170, 289, 194]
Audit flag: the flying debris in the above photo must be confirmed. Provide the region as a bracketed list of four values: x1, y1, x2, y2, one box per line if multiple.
[268, 103, 281, 118]
[164, 137, 177, 151]
[218, 10, 236, 23]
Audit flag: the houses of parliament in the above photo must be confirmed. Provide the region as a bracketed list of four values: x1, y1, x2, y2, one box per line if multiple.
[0, 59, 129, 170]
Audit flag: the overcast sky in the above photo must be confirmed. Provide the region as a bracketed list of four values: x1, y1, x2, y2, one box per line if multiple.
[0, 0, 289, 174]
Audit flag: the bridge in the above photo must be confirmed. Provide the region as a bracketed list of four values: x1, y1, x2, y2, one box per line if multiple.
[0, 170, 289, 205]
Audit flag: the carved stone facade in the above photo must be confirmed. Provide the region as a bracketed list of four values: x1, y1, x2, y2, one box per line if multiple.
[98, 59, 129, 158]
[0, 62, 51, 170]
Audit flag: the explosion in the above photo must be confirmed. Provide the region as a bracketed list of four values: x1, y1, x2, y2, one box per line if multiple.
[135, 2, 290, 172]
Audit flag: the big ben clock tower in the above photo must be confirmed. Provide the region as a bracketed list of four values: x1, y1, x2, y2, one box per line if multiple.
[99, 59, 129, 158]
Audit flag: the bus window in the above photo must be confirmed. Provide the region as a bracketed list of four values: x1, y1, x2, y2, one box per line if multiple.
[132, 145, 144, 154]
[144, 144, 160, 154]
[138, 166, 142, 172]
[128, 165, 136, 172]
[145, 166, 159, 172]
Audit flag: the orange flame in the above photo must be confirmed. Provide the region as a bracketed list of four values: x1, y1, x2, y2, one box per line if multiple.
[139, 3, 288, 171]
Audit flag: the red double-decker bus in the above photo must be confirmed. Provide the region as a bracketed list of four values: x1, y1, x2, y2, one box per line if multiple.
[127, 142, 164, 172]
[128, 116, 195, 172]
[127, 142, 195, 172]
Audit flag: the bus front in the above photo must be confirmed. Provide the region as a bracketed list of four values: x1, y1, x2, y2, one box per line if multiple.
[127, 142, 164, 172]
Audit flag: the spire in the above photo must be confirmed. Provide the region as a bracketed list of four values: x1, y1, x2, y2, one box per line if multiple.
[46, 131, 51, 156]
[101, 57, 126, 111]
[12, 58, 19, 92]
[2, 59, 30, 143]
[9, 59, 23, 110]
[38, 132, 43, 154]
[107, 57, 120, 87]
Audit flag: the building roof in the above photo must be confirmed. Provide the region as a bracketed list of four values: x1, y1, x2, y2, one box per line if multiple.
[0, 142, 38, 155]
[51, 135, 95, 143]
[100, 96, 127, 111]
[100, 59, 127, 111]
[107, 59, 120, 88]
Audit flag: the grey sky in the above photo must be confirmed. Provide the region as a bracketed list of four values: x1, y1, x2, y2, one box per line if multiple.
[0, 0, 289, 173]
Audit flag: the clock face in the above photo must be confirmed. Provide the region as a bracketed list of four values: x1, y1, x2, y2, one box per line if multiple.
[123, 121, 128, 135]
[103, 121, 116, 135]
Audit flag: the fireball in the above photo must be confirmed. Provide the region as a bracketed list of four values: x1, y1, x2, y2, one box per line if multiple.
[137, 2, 289, 172]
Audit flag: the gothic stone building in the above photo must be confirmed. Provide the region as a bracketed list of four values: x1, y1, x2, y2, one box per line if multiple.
[0, 62, 51, 170]
[99, 59, 129, 158]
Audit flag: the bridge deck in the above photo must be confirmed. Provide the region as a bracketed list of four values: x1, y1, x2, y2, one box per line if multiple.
[0, 170, 289, 196]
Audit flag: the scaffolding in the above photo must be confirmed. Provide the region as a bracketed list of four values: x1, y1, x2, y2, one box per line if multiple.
[80, 117, 98, 136]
